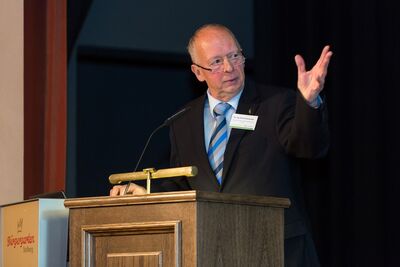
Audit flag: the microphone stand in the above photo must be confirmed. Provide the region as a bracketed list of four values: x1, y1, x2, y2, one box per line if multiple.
[122, 107, 191, 195]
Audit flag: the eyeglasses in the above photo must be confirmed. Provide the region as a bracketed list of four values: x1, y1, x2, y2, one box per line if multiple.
[193, 51, 245, 73]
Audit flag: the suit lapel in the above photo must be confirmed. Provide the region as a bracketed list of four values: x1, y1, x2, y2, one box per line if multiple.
[188, 95, 221, 189]
[221, 82, 260, 186]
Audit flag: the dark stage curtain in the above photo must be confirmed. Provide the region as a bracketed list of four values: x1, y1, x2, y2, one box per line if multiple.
[254, 0, 400, 266]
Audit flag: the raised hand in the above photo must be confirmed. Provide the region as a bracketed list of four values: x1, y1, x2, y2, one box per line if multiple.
[294, 45, 333, 104]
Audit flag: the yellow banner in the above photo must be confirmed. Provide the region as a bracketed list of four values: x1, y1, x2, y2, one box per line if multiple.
[2, 200, 39, 267]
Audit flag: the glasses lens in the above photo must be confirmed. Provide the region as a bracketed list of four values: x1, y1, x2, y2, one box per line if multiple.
[211, 55, 245, 73]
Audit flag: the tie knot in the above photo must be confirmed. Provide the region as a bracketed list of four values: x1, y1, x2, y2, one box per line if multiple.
[214, 102, 231, 116]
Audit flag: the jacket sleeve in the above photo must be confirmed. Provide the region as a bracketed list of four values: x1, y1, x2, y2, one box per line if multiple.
[277, 89, 329, 158]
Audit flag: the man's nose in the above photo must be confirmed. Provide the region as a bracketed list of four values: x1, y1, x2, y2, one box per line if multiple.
[223, 57, 234, 73]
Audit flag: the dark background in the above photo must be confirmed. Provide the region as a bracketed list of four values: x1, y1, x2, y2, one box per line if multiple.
[67, 0, 400, 266]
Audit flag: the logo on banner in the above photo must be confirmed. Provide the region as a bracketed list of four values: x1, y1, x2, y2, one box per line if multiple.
[17, 218, 23, 233]
[6, 218, 35, 253]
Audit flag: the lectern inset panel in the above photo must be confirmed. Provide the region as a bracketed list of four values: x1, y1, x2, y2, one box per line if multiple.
[81, 221, 181, 267]
[107, 252, 162, 267]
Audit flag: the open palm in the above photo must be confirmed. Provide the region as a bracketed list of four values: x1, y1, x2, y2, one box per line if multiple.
[295, 46, 333, 103]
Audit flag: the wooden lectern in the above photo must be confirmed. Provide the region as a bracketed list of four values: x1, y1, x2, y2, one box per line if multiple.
[64, 191, 290, 267]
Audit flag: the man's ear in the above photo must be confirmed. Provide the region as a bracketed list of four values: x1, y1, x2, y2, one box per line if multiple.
[191, 65, 205, 82]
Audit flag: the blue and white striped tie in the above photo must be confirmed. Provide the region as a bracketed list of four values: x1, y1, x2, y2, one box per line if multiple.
[208, 102, 231, 184]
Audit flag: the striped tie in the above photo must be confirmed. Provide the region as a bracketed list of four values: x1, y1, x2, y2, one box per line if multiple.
[208, 102, 231, 184]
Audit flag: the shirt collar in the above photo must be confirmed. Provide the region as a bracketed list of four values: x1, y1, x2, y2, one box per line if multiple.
[206, 89, 243, 118]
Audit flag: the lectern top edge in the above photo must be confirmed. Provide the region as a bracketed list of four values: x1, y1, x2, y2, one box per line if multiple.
[0, 198, 38, 208]
[64, 190, 290, 209]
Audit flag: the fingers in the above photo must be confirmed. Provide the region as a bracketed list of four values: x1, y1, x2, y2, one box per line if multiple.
[109, 185, 125, 196]
[318, 45, 333, 75]
[316, 45, 331, 67]
[322, 50, 333, 74]
[109, 183, 147, 196]
[311, 46, 333, 86]
[127, 183, 147, 195]
[295, 45, 333, 77]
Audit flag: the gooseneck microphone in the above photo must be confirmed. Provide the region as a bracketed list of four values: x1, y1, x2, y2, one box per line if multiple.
[163, 106, 191, 126]
[123, 106, 191, 195]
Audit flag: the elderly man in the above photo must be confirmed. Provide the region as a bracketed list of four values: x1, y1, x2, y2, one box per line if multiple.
[111, 24, 332, 266]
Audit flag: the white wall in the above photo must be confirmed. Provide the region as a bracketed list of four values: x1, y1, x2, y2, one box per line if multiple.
[0, 0, 24, 206]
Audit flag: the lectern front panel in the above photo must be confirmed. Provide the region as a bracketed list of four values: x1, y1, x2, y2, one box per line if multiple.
[67, 199, 196, 266]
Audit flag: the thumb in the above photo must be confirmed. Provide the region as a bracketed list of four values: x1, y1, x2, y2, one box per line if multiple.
[294, 55, 306, 74]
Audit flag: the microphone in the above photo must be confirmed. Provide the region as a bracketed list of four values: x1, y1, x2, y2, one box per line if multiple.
[163, 106, 191, 126]
[123, 106, 191, 194]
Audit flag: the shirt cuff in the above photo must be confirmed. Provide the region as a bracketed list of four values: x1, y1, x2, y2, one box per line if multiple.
[308, 95, 323, 109]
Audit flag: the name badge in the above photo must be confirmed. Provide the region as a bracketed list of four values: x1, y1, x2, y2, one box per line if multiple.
[229, 113, 258, 130]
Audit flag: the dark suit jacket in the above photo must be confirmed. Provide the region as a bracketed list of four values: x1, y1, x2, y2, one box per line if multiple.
[163, 81, 329, 266]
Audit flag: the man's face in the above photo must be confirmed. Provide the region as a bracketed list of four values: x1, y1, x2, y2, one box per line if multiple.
[191, 28, 245, 102]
